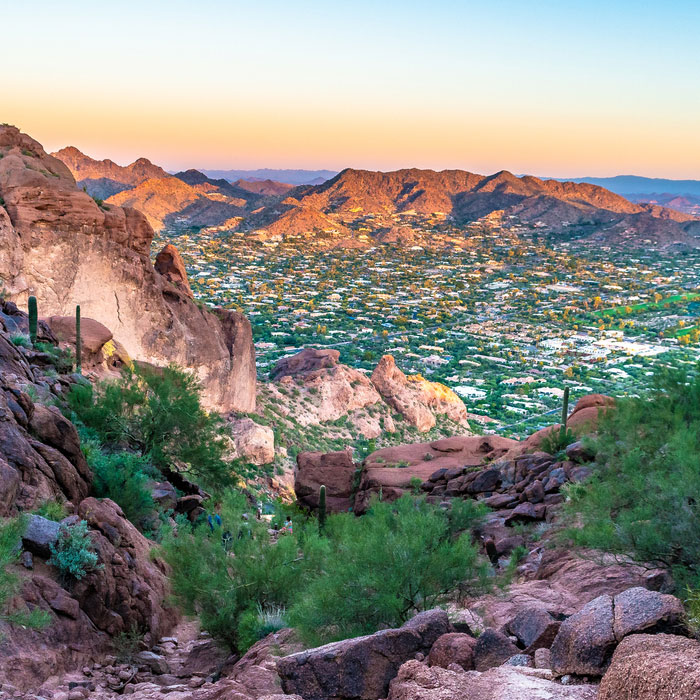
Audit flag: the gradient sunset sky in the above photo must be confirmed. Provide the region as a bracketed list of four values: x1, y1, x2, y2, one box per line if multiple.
[3, 0, 699, 178]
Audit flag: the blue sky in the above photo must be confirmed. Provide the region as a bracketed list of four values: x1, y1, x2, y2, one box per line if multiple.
[3, 0, 699, 177]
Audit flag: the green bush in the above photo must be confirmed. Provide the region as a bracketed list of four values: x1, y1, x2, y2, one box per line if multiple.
[48, 520, 100, 581]
[0, 516, 51, 633]
[562, 366, 700, 590]
[34, 500, 68, 522]
[288, 495, 489, 646]
[86, 444, 156, 529]
[68, 364, 232, 487]
[162, 491, 489, 652]
[238, 603, 288, 651]
[9, 333, 30, 348]
[161, 491, 324, 651]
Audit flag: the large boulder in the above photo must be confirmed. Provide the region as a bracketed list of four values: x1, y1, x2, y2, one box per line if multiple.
[612, 586, 686, 639]
[428, 633, 477, 671]
[551, 587, 687, 676]
[387, 660, 598, 700]
[276, 609, 450, 700]
[74, 497, 177, 640]
[295, 449, 356, 513]
[22, 514, 60, 558]
[46, 315, 112, 354]
[154, 243, 193, 297]
[473, 629, 520, 671]
[550, 594, 616, 676]
[229, 417, 275, 465]
[598, 633, 700, 700]
[506, 607, 560, 652]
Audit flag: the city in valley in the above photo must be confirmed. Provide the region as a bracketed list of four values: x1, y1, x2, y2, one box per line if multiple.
[155, 216, 700, 438]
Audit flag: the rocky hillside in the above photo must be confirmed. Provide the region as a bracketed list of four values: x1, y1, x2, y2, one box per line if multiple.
[0, 126, 255, 413]
[246, 167, 700, 247]
[52, 148, 291, 231]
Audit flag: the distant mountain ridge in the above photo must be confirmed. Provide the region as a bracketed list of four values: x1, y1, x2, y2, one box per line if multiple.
[562, 175, 700, 197]
[558, 175, 700, 216]
[243, 167, 699, 248]
[197, 168, 337, 185]
[51, 147, 699, 247]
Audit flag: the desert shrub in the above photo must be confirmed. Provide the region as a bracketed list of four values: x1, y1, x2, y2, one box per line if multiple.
[68, 364, 231, 487]
[288, 494, 490, 646]
[562, 366, 700, 589]
[48, 520, 99, 581]
[163, 491, 489, 651]
[238, 603, 288, 651]
[89, 449, 156, 529]
[161, 491, 326, 651]
[10, 333, 30, 348]
[540, 426, 575, 457]
[34, 500, 68, 522]
[0, 516, 51, 633]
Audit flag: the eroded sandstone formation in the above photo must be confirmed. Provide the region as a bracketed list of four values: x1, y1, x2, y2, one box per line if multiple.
[0, 126, 255, 413]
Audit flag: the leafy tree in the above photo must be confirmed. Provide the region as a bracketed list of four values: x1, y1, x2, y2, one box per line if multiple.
[161, 491, 326, 651]
[68, 364, 231, 487]
[563, 366, 700, 589]
[289, 495, 489, 645]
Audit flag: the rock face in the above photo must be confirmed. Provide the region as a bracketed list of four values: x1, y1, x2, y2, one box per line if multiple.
[276, 609, 450, 700]
[229, 417, 275, 465]
[271, 348, 343, 380]
[154, 243, 193, 298]
[269, 348, 386, 435]
[598, 633, 700, 700]
[371, 355, 470, 432]
[295, 449, 356, 513]
[0, 303, 177, 689]
[386, 661, 598, 700]
[550, 587, 687, 676]
[0, 125, 256, 413]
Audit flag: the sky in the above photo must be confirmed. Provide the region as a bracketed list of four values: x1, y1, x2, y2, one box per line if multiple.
[3, 0, 699, 178]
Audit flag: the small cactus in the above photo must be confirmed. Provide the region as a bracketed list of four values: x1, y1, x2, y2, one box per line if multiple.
[28, 296, 38, 345]
[75, 305, 82, 374]
[559, 386, 570, 445]
[318, 485, 327, 533]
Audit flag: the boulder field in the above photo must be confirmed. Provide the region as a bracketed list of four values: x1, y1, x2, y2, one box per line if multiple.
[0, 125, 255, 413]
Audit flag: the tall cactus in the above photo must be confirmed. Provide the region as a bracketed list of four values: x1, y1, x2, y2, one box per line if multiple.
[559, 386, 570, 445]
[318, 484, 327, 534]
[75, 305, 82, 374]
[28, 296, 38, 345]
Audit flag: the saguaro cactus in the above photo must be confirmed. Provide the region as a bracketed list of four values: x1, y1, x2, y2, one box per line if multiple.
[559, 386, 570, 445]
[318, 484, 327, 533]
[75, 305, 82, 374]
[28, 296, 38, 345]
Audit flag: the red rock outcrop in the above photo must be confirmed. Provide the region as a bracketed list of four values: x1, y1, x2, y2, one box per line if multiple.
[354, 435, 515, 514]
[295, 449, 356, 513]
[0, 126, 256, 413]
[371, 355, 470, 432]
[0, 305, 176, 690]
[154, 244, 194, 298]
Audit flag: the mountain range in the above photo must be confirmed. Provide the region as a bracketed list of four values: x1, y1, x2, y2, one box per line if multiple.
[51, 147, 700, 248]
